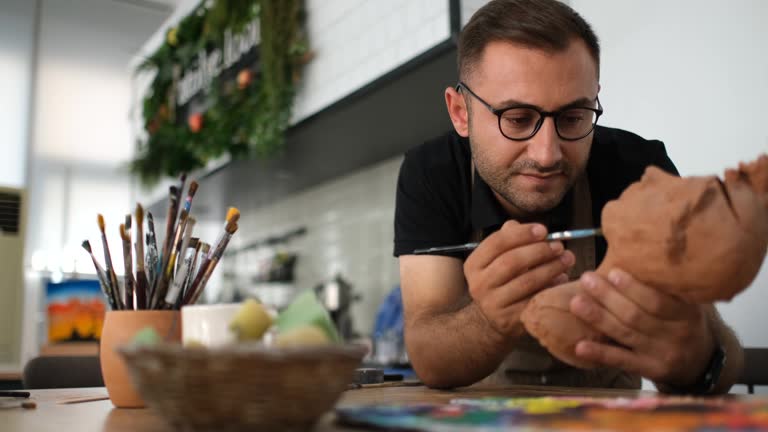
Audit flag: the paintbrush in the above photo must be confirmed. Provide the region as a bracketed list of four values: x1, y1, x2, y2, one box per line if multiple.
[145, 211, 159, 301]
[120, 222, 135, 310]
[186, 219, 238, 305]
[134, 204, 148, 310]
[411, 228, 605, 255]
[183, 208, 239, 305]
[166, 181, 198, 279]
[170, 238, 198, 310]
[81, 240, 117, 310]
[98, 214, 123, 310]
[176, 173, 186, 215]
[177, 239, 201, 309]
[163, 217, 196, 308]
[153, 186, 179, 308]
[208, 208, 239, 261]
[182, 242, 208, 305]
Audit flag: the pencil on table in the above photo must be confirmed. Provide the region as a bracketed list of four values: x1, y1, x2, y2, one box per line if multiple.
[98, 214, 123, 310]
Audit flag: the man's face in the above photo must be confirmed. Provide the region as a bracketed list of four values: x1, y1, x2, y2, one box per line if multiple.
[465, 39, 599, 217]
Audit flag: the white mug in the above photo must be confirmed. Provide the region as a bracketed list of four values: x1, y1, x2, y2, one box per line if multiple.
[181, 303, 242, 347]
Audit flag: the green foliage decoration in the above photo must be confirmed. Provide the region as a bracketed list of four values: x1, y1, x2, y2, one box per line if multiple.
[132, 0, 308, 185]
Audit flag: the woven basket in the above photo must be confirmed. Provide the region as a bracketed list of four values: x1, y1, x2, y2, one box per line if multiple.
[118, 343, 366, 431]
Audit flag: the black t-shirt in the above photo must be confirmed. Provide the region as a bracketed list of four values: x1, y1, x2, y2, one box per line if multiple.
[393, 125, 679, 264]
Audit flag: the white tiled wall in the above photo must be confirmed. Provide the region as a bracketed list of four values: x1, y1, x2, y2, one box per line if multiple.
[134, 0, 452, 211]
[292, 0, 451, 122]
[221, 156, 404, 335]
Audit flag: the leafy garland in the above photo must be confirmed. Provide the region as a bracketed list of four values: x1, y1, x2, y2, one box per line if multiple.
[132, 0, 309, 185]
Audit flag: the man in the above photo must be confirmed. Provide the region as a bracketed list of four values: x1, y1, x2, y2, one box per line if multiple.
[393, 0, 743, 393]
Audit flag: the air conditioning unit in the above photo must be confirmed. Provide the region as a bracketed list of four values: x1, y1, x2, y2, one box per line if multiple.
[0, 187, 25, 365]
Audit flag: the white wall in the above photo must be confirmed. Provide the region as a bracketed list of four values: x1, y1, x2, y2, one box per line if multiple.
[0, 0, 35, 189]
[19, 0, 172, 366]
[571, 0, 768, 374]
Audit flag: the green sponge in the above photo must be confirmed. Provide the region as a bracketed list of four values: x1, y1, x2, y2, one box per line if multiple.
[276, 290, 340, 342]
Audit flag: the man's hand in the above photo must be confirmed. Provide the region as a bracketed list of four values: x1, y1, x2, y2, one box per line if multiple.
[464, 221, 576, 341]
[568, 268, 715, 387]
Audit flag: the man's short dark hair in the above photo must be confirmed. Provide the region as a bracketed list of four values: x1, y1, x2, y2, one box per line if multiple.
[458, 0, 600, 81]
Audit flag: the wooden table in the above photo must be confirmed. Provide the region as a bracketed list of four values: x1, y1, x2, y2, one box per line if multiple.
[0, 384, 757, 431]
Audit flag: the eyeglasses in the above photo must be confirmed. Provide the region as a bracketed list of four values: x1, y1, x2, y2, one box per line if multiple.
[456, 82, 603, 141]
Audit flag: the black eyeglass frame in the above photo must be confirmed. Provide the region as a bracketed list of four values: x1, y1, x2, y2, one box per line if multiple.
[456, 81, 604, 141]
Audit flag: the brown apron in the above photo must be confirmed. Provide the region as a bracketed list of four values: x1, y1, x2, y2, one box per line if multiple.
[471, 169, 640, 389]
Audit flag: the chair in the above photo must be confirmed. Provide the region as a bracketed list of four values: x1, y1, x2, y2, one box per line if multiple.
[736, 348, 768, 394]
[22, 356, 103, 389]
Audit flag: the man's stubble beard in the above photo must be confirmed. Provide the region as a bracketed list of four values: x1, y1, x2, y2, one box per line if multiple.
[468, 125, 583, 217]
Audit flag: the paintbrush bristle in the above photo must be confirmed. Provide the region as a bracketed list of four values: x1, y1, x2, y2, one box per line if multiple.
[135, 204, 144, 226]
[125, 214, 131, 230]
[201, 243, 210, 254]
[147, 211, 154, 224]
[226, 207, 240, 223]
[188, 181, 199, 197]
[97, 214, 105, 232]
[180, 173, 187, 183]
[225, 221, 238, 234]
[82, 240, 92, 253]
[119, 223, 129, 241]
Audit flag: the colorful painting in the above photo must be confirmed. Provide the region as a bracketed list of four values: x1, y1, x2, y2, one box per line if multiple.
[47, 279, 106, 342]
[336, 396, 768, 431]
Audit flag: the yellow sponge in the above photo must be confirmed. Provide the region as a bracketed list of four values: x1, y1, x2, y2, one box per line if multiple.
[229, 299, 273, 341]
[274, 325, 330, 348]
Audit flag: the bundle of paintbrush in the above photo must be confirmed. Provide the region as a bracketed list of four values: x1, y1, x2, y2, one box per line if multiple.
[82, 174, 240, 310]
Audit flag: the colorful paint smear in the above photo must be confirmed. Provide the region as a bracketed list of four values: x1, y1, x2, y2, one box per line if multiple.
[336, 396, 768, 431]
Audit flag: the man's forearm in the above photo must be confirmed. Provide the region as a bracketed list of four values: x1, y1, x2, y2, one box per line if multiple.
[405, 300, 513, 389]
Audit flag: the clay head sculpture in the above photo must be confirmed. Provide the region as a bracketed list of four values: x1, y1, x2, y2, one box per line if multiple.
[521, 154, 768, 368]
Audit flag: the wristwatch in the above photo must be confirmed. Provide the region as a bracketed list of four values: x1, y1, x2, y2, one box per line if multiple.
[676, 345, 727, 395]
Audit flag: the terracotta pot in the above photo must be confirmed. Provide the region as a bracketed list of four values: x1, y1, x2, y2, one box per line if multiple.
[100, 310, 181, 408]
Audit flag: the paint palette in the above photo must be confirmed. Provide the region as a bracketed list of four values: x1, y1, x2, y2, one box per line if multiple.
[336, 396, 768, 431]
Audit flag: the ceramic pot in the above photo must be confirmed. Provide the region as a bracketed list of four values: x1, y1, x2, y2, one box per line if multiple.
[100, 310, 181, 408]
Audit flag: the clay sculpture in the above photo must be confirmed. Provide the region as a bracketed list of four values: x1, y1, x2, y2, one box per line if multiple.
[521, 154, 768, 368]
